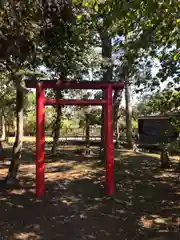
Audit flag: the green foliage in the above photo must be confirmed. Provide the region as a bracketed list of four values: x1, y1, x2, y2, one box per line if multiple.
[74, 0, 179, 92]
[42, 0, 95, 78]
[78, 107, 101, 128]
[24, 111, 36, 134]
[132, 119, 138, 129]
[134, 98, 155, 117]
[0, 71, 16, 128]
[1, 0, 179, 85]
[0, 0, 179, 146]
[146, 90, 180, 114]
[0, 0, 42, 72]
[135, 88, 180, 117]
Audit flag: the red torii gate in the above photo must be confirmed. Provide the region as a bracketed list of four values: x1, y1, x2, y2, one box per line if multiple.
[25, 80, 124, 197]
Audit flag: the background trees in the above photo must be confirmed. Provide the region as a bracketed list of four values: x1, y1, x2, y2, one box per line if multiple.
[0, 0, 179, 181]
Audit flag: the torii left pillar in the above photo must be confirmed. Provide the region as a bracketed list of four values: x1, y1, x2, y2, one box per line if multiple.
[36, 83, 45, 197]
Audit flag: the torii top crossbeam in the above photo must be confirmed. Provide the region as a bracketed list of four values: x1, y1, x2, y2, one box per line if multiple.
[25, 79, 124, 90]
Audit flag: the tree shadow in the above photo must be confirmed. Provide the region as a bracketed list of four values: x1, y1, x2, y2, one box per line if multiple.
[0, 148, 180, 239]
[2, 142, 99, 165]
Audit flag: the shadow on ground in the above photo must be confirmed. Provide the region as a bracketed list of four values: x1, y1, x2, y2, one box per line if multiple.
[0, 144, 180, 239]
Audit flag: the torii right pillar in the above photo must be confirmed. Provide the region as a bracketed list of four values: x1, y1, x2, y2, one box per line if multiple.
[104, 86, 114, 196]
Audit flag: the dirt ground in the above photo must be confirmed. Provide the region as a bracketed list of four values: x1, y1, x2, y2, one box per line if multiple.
[0, 143, 180, 240]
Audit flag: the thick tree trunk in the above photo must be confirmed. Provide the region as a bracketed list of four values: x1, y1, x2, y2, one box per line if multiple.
[51, 91, 62, 155]
[6, 89, 23, 184]
[99, 26, 112, 160]
[124, 73, 133, 149]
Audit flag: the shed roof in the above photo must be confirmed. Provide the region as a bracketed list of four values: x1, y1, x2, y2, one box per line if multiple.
[138, 112, 180, 120]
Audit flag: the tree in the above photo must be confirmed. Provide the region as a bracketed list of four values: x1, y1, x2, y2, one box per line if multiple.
[136, 89, 180, 116]
[47, 89, 63, 155]
[1, 0, 87, 180]
[0, 0, 47, 183]
[0, 71, 16, 140]
[1, 0, 179, 181]
[73, 90, 101, 153]
[78, 106, 101, 153]
[41, 0, 96, 154]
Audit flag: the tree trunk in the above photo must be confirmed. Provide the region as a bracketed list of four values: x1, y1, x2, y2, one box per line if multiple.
[124, 72, 133, 149]
[0, 114, 6, 141]
[113, 89, 123, 148]
[5, 124, 9, 142]
[160, 147, 170, 168]
[99, 25, 112, 160]
[13, 119, 16, 136]
[6, 89, 24, 184]
[85, 114, 90, 154]
[99, 105, 104, 159]
[51, 91, 62, 155]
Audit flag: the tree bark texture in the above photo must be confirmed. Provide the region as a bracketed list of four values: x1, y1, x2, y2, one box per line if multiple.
[85, 114, 90, 154]
[51, 90, 62, 155]
[99, 26, 112, 160]
[5, 124, 9, 142]
[160, 146, 170, 168]
[124, 72, 133, 149]
[0, 113, 6, 141]
[113, 89, 123, 147]
[6, 89, 24, 183]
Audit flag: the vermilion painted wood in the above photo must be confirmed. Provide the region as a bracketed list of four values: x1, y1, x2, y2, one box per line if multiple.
[36, 83, 45, 197]
[26, 80, 124, 197]
[45, 98, 107, 106]
[25, 80, 124, 90]
[104, 86, 114, 195]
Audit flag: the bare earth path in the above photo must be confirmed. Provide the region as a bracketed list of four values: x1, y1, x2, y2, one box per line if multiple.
[0, 144, 180, 239]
